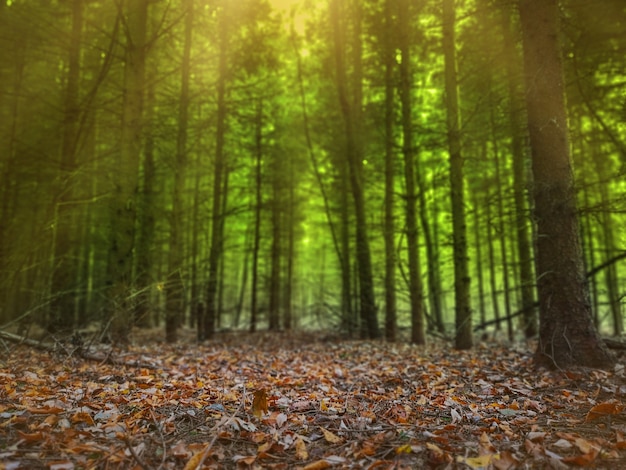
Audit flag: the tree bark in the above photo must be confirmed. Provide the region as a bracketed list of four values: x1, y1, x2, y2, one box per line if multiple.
[499, 3, 536, 338]
[518, 0, 614, 368]
[442, 0, 472, 349]
[382, 0, 397, 342]
[165, 0, 194, 343]
[49, 0, 84, 332]
[107, 0, 147, 343]
[330, 0, 379, 339]
[398, 0, 425, 345]
[203, 8, 228, 340]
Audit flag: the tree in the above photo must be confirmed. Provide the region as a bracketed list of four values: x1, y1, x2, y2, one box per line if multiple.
[382, 0, 397, 342]
[518, 0, 614, 369]
[330, 0, 379, 339]
[442, 0, 472, 350]
[106, 0, 148, 342]
[398, 0, 425, 345]
[165, 0, 194, 343]
[49, 0, 84, 332]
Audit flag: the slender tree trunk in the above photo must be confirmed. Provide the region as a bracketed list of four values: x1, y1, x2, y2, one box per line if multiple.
[590, 134, 622, 335]
[107, 0, 148, 343]
[203, 14, 228, 340]
[269, 171, 282, 331]
[190, 151, 202, 331]
[134, 75, 155, 329]
[500, 4, 536, 338]
[472, 193, 486, 329]
[518, 0, 614, 368]
[291, 28, 349, 330]
[249, 99, 263, 333]
[398, 0, 425, 345]
[49, 0, 83, 332]
[283, 162, 295, 331]
[485, 193, 501, 330]
[330, 0, 379, 339]
[580, 182, 599, 326]
[419, 165, 443, 333]
[490, 107, 513, 341]
[382, 0, 397, 342]
[442, 0, 472, 349]
[165, 0, 193, 343]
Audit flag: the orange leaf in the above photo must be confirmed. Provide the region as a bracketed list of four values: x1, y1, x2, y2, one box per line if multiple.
[252, 389, 268, 418]
[585, 401, 624, 422]
[27, 406, 64, 415]
[562, 447, 599, 466]
[302, 460, 331, 470]
[71, 411, 95, 426]
[17, 431, 45, 443]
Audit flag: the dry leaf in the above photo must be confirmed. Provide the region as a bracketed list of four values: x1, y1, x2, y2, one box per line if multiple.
[585, 401, 624, 422]
[321, 427, 343, 444]
[252, 388, 269, 418]
[295, 437, 308, 460]
[302, 460, 331, 470]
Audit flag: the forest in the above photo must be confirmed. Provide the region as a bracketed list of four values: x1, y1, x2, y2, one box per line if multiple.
[0, 0, 625, 360]
[2, 0, 626, 467]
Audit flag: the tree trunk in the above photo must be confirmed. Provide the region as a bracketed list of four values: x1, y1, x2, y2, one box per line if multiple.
[203, 12, 228, 340]
[382, 0, 397, 342]
[249, 98, 263, 333]
[165, 0, 193, 343]
[49, 0, 83, 332]
[398, 0, 425, 345]
[330, 0, 379, 339]
[500, 4, 537, 338]
[485, 192, 501, 330]
[107, 0, 147, 343]
[490, 107, 513, 341]
[518, 0, 614, 369]
[134, 75, 155, 329]
[472, 193, 487, 329]
[269, 169, 282, 331]
[442, 0, 472, 349]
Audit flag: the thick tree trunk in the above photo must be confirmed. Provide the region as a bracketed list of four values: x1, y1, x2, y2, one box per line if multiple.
[442, 0, 472, 349]
[518, 0, 614, 368]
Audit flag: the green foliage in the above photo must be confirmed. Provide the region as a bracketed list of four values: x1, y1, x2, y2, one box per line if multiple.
[0, 0, 624, 344]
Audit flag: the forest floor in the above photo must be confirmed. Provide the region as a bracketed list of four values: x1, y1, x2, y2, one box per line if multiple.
[1, 329, 626, 469]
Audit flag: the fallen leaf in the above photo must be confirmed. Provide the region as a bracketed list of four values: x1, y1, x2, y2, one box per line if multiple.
[320, 427, 343, 444]
[295, 437, 308, 460]
[252, 388, 268, 418]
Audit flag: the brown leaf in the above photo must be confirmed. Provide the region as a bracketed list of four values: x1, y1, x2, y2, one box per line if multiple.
[585, 401, 624, 422]
[295, 437, 308, 460]
[320, 427, 343, 444]
[301, 460, 331, 470]
[252, 388, 268, 418]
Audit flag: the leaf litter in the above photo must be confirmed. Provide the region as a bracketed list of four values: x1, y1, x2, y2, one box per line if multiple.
[1, 331, 626, 469]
